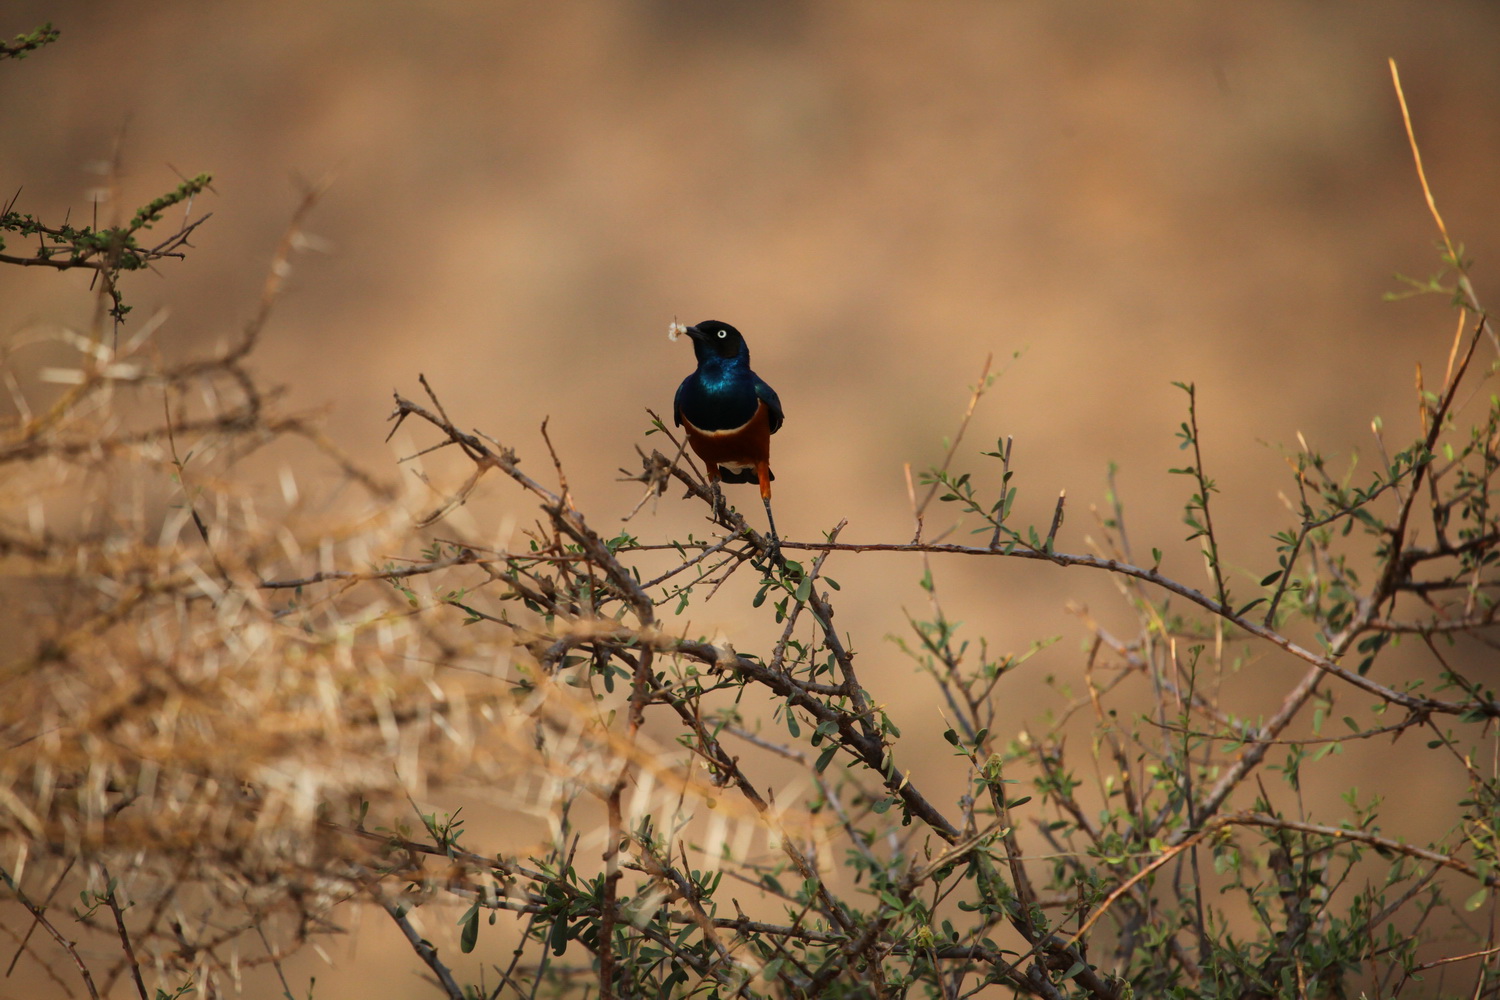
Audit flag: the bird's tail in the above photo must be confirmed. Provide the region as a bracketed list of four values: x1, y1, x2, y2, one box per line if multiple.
[717, 466, 775, 485]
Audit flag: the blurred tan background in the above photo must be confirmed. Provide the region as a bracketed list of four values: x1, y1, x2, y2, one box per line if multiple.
[4, 2, 1500, 995]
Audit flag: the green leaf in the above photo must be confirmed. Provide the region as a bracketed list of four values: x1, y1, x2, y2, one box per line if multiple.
[459, 901, 480, 953]
[548, 913, 569, 955]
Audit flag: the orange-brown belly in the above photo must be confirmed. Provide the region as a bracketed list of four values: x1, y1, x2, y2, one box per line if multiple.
[679, 400, 774, 497]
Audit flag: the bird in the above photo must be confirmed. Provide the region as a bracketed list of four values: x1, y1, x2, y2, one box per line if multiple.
[671, 320, 783, 556]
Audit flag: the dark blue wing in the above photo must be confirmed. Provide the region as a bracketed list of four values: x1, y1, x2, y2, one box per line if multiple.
[754, 375, 784, 435]
[672, 375, 691, 427]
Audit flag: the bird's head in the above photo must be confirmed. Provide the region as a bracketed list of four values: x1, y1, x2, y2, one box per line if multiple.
[683, 320, 747, 363]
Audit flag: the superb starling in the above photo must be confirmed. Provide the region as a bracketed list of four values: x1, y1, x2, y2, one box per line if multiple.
[671, 320, 783, 555]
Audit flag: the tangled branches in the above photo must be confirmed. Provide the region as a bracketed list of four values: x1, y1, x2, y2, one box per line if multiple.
[5, 49, 1500, 1000]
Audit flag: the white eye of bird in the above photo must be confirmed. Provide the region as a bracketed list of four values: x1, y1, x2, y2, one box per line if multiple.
[717, 330, 727, 339]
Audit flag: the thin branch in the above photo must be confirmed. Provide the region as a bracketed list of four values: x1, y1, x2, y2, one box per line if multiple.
[0, 870, 101, 1000]
[98, 866, 148, 1000]
[368, 885, 466, 1000]
[912, 354, 994, 544]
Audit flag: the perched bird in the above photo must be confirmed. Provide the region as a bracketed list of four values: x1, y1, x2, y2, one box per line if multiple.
[671, 320, 783, 554]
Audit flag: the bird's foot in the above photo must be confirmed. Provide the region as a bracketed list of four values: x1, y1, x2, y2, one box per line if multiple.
[760, 496, 782, 567]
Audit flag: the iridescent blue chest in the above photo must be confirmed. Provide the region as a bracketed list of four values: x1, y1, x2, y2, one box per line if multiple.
[675, 358, 762, 431]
